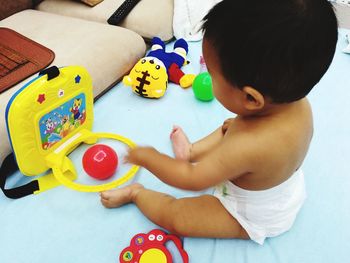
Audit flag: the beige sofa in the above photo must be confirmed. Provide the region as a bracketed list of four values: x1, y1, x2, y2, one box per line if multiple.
[36, 0, 174, 42]
[0, 0, 174, 166]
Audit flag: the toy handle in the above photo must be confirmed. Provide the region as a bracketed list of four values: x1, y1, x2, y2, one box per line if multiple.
[166, 235, 189, 263]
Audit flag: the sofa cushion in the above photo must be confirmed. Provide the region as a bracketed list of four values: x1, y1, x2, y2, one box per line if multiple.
[78, 0, 104, 7]
[0, 0, 32, 20]
[0, 9, 146, 165]
[36, 0, 174, 42]
[0, 0, 44, 19]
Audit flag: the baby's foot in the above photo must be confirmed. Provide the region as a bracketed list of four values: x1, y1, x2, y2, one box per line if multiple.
[170, 125, 192, 161]
[100, 183, 144, 208]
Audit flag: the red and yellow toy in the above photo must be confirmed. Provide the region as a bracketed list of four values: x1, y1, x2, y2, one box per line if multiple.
[123, 37, 195, 99]
[120, 229, 189, 263]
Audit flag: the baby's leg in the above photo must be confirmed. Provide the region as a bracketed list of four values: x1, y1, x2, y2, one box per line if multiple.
[101, 184, 249, 239]
[170, 126, 224, 162]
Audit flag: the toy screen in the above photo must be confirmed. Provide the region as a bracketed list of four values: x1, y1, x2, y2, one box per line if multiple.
[39, 94, 87, 150]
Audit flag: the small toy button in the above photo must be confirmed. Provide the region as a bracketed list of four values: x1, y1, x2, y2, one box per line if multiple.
[122, 251, 133, 262]
[134, 236, 144, 246]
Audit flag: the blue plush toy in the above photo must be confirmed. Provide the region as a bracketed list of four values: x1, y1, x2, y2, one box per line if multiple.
[147, 37, 195, 88]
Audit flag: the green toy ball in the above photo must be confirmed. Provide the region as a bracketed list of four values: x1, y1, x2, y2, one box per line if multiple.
[192, 72, 214, 101]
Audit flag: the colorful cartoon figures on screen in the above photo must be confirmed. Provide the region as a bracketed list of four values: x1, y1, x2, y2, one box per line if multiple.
[123, 37, 196, 98]
[82, 144, 119, 180]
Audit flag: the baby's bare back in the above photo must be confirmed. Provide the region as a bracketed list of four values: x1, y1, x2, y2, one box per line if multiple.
[224, 98, 313, 191]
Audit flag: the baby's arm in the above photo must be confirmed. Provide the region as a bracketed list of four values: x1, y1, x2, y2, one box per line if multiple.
[191, 118, 236, 161]
[171, 118, 235, 162]
[125, 136, 251, 191]
[189, 127, 224, 162]
[125, 147, 195, 189]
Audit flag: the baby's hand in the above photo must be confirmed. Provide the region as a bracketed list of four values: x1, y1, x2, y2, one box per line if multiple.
[124, 146, 157, 166]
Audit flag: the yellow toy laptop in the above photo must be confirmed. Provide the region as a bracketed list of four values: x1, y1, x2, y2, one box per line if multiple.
[1, 66, 139, 199]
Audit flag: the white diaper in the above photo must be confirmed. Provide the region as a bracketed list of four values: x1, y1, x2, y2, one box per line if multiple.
[213, 170, 306, 245]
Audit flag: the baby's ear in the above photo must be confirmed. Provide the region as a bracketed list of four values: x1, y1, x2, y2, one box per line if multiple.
[242, 86, 265, 110]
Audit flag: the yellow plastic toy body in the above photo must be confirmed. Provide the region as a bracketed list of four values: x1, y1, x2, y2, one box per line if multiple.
[7, 66, 93, 176]
[6, 66, 138, 194]
[123, 57, 168, 98]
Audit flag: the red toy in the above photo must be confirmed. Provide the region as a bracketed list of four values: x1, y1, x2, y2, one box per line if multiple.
[120, 229, 189, 263]
[82, 144, 118, 180]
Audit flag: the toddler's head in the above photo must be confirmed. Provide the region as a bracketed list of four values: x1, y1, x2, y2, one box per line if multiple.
[202, 0, 338, 104]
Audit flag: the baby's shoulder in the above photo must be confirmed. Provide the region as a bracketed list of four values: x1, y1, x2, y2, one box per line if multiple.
[225, 102, 312, 154]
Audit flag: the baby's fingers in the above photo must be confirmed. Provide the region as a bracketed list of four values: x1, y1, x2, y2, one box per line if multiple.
[123, 148, 134, 164]
[123, 153, 130, 164]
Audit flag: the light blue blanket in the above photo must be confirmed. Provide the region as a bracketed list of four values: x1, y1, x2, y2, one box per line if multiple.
[1, 29, 349, 263]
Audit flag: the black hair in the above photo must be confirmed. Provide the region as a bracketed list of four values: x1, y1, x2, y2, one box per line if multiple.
[202, 0, 338, 103]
